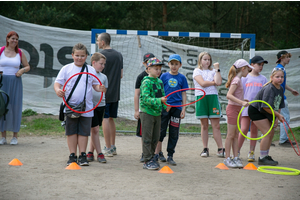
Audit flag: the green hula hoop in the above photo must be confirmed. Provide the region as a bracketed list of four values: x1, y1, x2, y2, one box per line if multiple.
[237, 100, 275, 141]
[257, 166, 300, 176]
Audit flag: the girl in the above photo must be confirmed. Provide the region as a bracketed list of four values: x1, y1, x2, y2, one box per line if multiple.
[238, 56, 268, 162]
[0, 31, 30, 145]
[224, 59, 253, 168]
[248, 68, 285, 166]
[193, 52, 224, 158]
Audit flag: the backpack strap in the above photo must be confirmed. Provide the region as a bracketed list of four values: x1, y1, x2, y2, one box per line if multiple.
[0, 46, 22, 62]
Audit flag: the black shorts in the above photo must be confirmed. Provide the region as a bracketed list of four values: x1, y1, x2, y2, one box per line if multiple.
[104, 101, 119, 118]
[91, 106, 105, 128]
[248, 105, 273, 121]
[65, 116, 92, 136]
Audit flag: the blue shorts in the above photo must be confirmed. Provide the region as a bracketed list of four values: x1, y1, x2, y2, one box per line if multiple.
[104, 101, 119, 118]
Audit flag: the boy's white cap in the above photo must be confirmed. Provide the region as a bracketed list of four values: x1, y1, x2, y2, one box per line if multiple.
[233, 59, 254, 69]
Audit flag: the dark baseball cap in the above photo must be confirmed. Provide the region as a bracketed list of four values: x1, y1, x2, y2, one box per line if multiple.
[276, 50, 291, 63]
[251, 56, 268, 64]
[143, 53, 155, 62]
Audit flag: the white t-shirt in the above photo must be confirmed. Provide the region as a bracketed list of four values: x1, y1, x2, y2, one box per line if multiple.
[55, 63, 99, 117]
[0, 52, 21, 75]
[193, 68, 218, 96]
[92, 71, 108, 107]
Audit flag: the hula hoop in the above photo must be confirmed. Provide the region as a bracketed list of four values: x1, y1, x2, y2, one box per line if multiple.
[257, 166, 300, 176]
[282, 119, 300, 156]
[237, 100, 275, 141]
[62, 72, 103, 114]
[163, 88, 206, 107]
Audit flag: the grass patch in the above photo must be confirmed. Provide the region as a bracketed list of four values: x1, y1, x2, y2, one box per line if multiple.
[17, 114, 300, 143]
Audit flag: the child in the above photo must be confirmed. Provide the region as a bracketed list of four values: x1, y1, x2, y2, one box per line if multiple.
[238, 56, 268, 162]
[86, 52, 108, 163]
[140, 57, 167, 170]
[248, 68, 285, 165]
[155, 54, 188, 166]
[54, 43, 105, 166]
[275, 51, 299, 146]
[134, 53, 156, 162]
[223, 59, 253, 168]
[192, 52, 224, 158]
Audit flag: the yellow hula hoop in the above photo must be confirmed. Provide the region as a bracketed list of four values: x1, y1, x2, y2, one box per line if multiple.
[237, 100, 275, 141]
[257, 166, 300, 176]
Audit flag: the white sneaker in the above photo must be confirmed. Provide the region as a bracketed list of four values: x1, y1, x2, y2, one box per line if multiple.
[248, 151, 255, 162]
[103, 148, 113, 157]
[233, 157, 243, 168]
[10, 137, 18, 145]
[223, 157, 237, 168]
[0, 137, 7, 145]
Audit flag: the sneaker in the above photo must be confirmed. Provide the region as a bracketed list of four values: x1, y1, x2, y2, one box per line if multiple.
[158, 151, 167, 162]
[258, 155, 278, 166]
[67, 153, 78, 166]
[112, 146, 117, 155]
[143, 160, 159, 170]
[97, 153, 107, 163]
[152, 154, 160, 167]
[167, 156, 177, 166]
[103, 148, 113, 157]
[247, 151, 255, 162]
[0, 137, 7, 145]
[140, 153, 144, 162]
[78, 153, 89, 166]
[223, 157, 237, 168]
[10, 137, 18, 145]
[233, 157, 243, 168]
[216, 148, 225, 157]
[200, 148, 209, 157]
[279, 140, 296, 146]
[87, 152, 94, 162]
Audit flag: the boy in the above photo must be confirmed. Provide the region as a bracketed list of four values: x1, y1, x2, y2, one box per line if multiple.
[140, 57, 167, 170]
[54, 43, 105, 166]
[134, 52, 155, 162]
[276, 51, 299, 146]
[155, 54, 188, 165]
[87, 52, 108, 163]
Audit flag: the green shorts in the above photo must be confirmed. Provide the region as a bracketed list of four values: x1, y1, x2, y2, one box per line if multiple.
[195, 94, 221, 119]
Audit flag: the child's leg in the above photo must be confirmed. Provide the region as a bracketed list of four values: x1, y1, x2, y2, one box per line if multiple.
[232, 127, 239, 158]
[102, 118, 112, 149]
[210, 118, 223, 149]
[140, 112, 154, 163]
[238, 116, 251, 152]
[249, 122, 258, 152]
[225, 124, 236, 158]
[78, 135, 88, 154]
[90, 126, 102, 154]
[67, 134, 78, 154]
[200, 118, 209, 148]
[252, 119, 273, 151]
[152, 115, 161, 158]
[166, 108, 181, 157]
[155, 109, 169, 154]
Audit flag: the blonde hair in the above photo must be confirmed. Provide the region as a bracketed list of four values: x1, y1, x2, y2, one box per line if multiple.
[225, 65, 243, 88]
[91, 52, 106, 63]
[72, 43, 88, 55]
[263, 68, 285, 87]
[197, 52, 212, 70]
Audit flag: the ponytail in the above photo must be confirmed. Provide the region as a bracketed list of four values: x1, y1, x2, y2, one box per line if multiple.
[226, 66, 237, 88]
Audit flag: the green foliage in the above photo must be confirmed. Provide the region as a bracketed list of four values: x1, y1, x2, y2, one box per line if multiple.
[22, 109, 37, 117]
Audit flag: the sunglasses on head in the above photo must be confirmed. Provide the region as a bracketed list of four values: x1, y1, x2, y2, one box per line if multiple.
[272, 67, 285, 73]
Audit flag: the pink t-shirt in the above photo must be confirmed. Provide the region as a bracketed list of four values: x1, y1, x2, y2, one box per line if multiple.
[228, 76, 244, 106]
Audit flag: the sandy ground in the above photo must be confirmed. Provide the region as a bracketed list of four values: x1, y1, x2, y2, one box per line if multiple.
[0, 135, 300, 200]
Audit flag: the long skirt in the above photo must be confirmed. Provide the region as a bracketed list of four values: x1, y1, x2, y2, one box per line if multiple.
[0, 75, 23, 132]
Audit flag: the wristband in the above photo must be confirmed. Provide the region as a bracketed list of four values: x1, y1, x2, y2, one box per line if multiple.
[215, 69, 220, 72]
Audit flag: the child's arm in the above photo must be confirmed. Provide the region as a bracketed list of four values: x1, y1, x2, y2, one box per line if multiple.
[213, 63, 222, 86]
[93, 84, 106, 93]
[194, 75, 216, 87]
[54, 82, 65, 98]
[286, 85, 299, 96]
[134, 89, 140, 119]
[227, 84, 249, 107]
[180, 91, 187, 119]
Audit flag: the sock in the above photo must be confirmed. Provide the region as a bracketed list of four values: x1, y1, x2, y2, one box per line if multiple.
[260, 150, 268, 159]
[88, 152, 93, 154]
[111, 145, 115, 148]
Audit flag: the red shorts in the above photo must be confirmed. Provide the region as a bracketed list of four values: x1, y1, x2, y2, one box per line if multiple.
[226, 104, 242, 125]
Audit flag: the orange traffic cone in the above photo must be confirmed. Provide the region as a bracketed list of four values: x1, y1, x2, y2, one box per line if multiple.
[215, 163, 229, 170]
[158, 166, 174, 174]
[65, 162, 81, 170]
[8, 158, 23, 166]
[243, 163, 257, 170]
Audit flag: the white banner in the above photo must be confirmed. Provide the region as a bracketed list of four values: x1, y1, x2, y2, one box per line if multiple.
[1, 15, 299, 127]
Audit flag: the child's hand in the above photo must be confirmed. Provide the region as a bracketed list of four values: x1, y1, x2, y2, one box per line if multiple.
[241, 101, 249, 107]
[278, 114, 285, 123]
[134, 111, 140, 119]
[55, 89, 65, 98]
[166, 106, 171, 112]
[291, 90, 299, 96]
[213, 62, 219, 70]
[180, 110, 185, 119]
[99, 85, 106, 92]
[161, 97, 167, 103]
